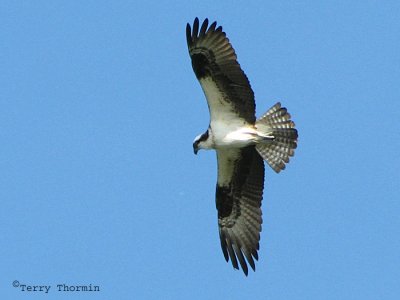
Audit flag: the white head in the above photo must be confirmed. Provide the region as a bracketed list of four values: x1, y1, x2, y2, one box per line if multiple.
[193, 129, 213, 154]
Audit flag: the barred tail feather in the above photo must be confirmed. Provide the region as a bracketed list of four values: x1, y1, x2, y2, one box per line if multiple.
[255, 102, 298, 173]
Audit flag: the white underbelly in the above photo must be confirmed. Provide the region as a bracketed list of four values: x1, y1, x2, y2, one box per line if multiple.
[211, 121, 258, 148]
[198, 76, 258, 149]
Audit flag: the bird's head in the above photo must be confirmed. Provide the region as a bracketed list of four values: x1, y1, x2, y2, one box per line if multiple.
[193, 130, 211, 155]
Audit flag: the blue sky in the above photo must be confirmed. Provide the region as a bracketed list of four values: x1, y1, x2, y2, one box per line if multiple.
[1, 1, 399, 299]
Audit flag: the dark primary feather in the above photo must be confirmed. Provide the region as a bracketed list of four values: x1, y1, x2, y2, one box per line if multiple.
[216, 146, 264, 275]
[186, 18, 256, 123]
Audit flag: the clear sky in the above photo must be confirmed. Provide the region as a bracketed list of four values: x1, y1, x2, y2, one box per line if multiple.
[1, 1, 399, 299]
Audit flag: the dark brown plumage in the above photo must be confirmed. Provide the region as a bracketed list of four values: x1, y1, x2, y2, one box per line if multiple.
[186, 17, 256, 123]
[186, 18, 298, 276]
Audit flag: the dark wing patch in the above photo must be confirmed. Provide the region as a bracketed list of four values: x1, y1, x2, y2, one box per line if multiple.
[216, 146, 265, 275]
[186, 18, 256, 123]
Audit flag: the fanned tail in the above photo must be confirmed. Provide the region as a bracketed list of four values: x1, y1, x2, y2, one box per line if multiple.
[255, 102, 298, 173]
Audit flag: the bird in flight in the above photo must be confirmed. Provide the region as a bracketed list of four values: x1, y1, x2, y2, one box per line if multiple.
[186, 18, 298, 275]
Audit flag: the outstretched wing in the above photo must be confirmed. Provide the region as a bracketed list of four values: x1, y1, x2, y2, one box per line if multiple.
[216, 146, 264, 275]
[186, 18, 256, 124]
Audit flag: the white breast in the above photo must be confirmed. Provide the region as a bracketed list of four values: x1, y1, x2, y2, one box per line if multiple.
[199, 77, 252, 148]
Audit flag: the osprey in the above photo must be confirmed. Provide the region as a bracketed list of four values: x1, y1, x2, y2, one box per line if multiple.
[186, 18, 298, 275]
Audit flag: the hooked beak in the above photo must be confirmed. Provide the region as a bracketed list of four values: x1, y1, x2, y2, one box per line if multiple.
[193, 144, 199, 155]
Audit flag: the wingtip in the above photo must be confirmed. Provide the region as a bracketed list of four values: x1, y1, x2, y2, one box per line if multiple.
[199, 18, 209, 37]
[186, 23, 192, 46]
[193, 17, 199, 31]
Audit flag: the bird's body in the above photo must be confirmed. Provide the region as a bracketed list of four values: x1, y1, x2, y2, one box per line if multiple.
[186, 18, 298, 275]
